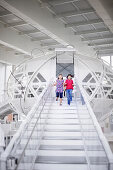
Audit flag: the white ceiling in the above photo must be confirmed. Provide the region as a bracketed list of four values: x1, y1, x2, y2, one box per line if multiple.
[0, 0, 113, 64]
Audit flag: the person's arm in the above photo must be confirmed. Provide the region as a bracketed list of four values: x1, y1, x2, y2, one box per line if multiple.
[72, 80, 74, 86]
[64, 80, 67, 86]
[63, 82, 65, 91]
[53, 81, 57, 86]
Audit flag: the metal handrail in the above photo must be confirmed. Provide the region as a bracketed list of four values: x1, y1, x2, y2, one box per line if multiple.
[74, 89, 91, 170]
[0, 81, 52, 170]
[75, 76, 113, 168]
[99, 107, 113, 123]
[14, 83, 52, 170]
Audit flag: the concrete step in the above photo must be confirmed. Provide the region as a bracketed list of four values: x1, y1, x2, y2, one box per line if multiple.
[42, 110, 78, 114]
[45, 124, 94, 130]
[43, 114, 78, 119]
[42, 136, 98, 140]
[16, 149, 86, 157]
[45, 119, 80, 124]
[39, 144, 103, 151]
[40, 139, 101, 146]
[35, 155, 87, 164]
[39, 145, 83, 150]
[20, 139, 84, 146]
[44, 106, 77, 110]
[18, 163, 89, 170]
[26, 128, 96, 133]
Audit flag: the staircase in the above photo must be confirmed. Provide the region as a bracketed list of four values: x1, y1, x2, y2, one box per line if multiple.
[11, 97, 110, 170]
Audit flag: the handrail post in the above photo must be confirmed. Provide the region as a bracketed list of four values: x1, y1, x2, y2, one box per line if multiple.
[0, 154, 7, 170]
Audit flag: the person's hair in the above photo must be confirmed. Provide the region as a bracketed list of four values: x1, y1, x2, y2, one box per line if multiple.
[67, 74, 72, 79]
[58, 74, 63, 80]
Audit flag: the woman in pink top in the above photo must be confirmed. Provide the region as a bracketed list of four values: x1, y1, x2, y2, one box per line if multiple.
[65, 74, 74, 105]
[54, 74, 64, 105]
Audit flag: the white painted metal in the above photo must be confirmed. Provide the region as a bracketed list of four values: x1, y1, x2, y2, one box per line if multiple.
[2, 93, 112, 170]
[82, 35, 113, 41]
[0, 81, 52, 170]
[55, 48, 76, 51]
[76, 78, 113, 170]
[89, 41, 113, 46]
[74, 56, 113, 120]
[65, 19, 103, 28]
[74, 28, 110, 35]
[1, 74, 113, 170]
[55, 9, 95, 18]
[0, 0, 96, 58]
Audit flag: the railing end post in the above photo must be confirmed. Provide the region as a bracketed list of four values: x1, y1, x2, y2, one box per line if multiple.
[0, 159, 6, 170]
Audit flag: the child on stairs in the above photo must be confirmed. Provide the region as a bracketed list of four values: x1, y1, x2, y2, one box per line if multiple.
[54, 74, 64, 105]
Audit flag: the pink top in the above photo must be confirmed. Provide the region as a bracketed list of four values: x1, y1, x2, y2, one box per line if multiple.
[65, 79, 73, 90]
[56, 79, 64, 93]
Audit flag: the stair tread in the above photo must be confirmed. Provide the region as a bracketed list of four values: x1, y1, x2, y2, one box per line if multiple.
[42, 136, 99, 140]
[44, 129, 95, 132]
[89, 156, 108, 164]
[35, 156, 87, 164]
[43, 135, 82, 139]
[39, 144, 104, 151]
[18, 163, 108, 170]
[39, 145, 84, 150]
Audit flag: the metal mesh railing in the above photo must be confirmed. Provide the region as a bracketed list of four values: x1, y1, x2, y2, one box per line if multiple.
[10, 83, 52, 170]
[0, 82, 53, 170]
[75, 78, 113, 170]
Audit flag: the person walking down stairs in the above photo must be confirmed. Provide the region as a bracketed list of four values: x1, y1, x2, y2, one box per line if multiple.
[54, 74, 64, 105]
[65, 74, 74, 105]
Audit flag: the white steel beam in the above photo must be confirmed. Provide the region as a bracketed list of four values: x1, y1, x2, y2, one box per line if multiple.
[40, 0, 79, 7]
[87, 0, 113, 34]
[41, 42, 59, 47]
[98, 51, 113, 56]
[0, 0, 96, 58]
[65, 19, 103, 28]
[31, 37, 51, 41]
[82, 35, 113, 41]
[0, 47, 29, 65]
[88, 41, 113, 46]
[55, 9, 95, 18]
[75, 28, 109, 35]
[94, 46, 113, 51]
[19, 29, 40, 35]
[0, 22, 42, 56]
[6, 21, 27, 27]
[55, 48, 76, 51]
[0, 10, 11, 16]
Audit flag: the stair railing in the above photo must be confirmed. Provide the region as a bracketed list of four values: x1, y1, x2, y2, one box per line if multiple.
[75, 76, 113, 170]
[0, 80, 53, 170]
